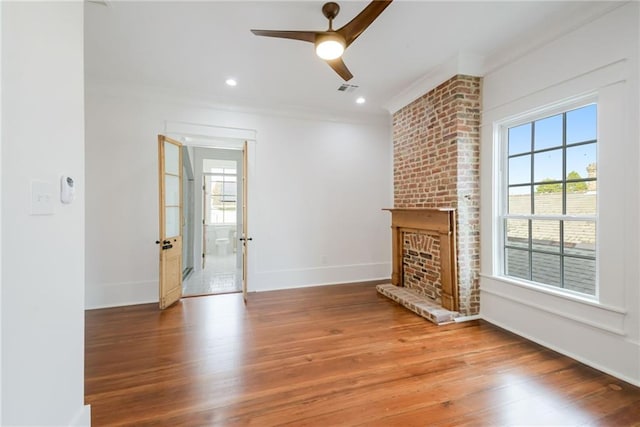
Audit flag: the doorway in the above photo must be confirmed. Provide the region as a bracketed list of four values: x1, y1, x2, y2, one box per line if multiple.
[182, 147, 244, 296]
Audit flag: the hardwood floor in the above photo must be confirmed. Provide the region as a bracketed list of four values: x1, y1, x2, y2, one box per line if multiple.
[85, 283, 640, 426]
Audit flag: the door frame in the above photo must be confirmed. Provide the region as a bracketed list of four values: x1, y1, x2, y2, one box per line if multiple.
[172, 137, 255, 297]
[162, 123, 257, 296]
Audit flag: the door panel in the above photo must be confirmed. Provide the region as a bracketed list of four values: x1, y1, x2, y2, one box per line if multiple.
[158, 135, 183, 309]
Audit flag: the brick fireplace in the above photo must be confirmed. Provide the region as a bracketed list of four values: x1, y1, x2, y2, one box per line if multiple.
[383, 74, 481, 317]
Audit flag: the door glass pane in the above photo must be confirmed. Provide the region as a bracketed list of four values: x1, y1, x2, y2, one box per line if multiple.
[534, 149, 562, 182]
[532, 252, 561, 287]
[508, 123, 531, 155]
[164, 141, 180, 175]
[564, 257, 596, 295]
[165, 175, 180, 206]
[508, 186, 531, 214]
[563, 220, 596, 257]
[509, 155, 531, 185]
[534, 114, 562, 150]
[506, 248, 529, 280]
[165, 206, 180, 237]
[566, 104, 597, 144]
[506, 219, 529, 249]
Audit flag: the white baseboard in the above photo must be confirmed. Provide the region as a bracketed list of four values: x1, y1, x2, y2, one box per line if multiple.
[85, 263, 391, 309]
[252, 262, 392, 292]
[252, 276, 391, 293]
[85, 280, 157, 309]
[481, 289, 640, 387]
[69, 404, 91, 426]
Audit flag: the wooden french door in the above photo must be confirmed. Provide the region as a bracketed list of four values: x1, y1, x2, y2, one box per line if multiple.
[241, 141, 249, 302]
[157, 135, 183, 309]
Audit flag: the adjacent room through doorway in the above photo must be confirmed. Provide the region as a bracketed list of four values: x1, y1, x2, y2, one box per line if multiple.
[182, 147, 244, 296]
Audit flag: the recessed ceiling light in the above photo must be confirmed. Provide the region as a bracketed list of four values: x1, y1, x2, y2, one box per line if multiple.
[356, 97, 366, 104]
[225, 78, 237, 87]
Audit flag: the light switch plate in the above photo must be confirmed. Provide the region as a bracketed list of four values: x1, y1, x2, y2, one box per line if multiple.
[31, 180, 55, 215]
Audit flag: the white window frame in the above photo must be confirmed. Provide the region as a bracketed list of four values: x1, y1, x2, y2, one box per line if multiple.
[496, 94, 599, 300]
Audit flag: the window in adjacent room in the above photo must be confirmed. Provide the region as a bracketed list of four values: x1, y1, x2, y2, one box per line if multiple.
[501, 102, 597, 296]
[206, 166, 237, 225]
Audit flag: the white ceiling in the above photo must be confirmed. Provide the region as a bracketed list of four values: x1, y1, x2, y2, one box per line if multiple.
[84, 0, 619, 117]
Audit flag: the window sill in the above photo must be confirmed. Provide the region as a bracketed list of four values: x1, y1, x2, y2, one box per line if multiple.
[480, 273, 626, 314]
[480, 273, 628, 336]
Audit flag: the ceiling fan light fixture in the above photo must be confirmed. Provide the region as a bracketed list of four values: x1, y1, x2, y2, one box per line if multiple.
[315, 33, 345, 60]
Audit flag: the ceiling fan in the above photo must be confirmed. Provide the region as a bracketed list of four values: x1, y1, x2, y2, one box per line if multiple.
[251, 1, 393, 81]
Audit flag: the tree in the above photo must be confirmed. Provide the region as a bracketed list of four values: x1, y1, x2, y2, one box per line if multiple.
[536, 179, 562, 193]
[566, 171, 588, 193]
[536, 171, 588, 193]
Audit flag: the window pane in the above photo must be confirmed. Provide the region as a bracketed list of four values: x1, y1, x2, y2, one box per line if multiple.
[506, 248, 530, 280]
[508, 186, 531, 214]
[566, 143, 596, 181]
[564, 220, 596, 257]
[533, 185, 563, 215]
[532, 252, 561, 287]
[509, 155, 531, 185]
[211, 178, 223, 196]
[222, 182, 236, 197]
[506, 219, 529, 249]
[165, 175, 180, 206]
[566, 104, 597, 144]
[223, 205, 237, 224]
[164, 141, 180, 175]
[564, 257, 596, 295]
[165, 207, 180, 238]
[534, 114, 562, 150]
[534, 149, 562, 182]
[508, 123, 531, 155]
[532, 220, 560, 253]
[566, 182, 596, 215]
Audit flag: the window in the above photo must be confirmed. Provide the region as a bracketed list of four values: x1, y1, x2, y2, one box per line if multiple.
[502, 103, 597, 296]
[206, 167, 237, 225]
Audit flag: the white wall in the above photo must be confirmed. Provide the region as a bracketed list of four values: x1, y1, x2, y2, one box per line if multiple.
[1, 2, 89, 425]
[480, 2, 640, 385]
[84, 86, 392, 308]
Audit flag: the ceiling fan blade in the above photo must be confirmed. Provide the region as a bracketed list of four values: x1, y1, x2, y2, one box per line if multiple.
[337, 0, 393, 47]
[326, 57, 354, 81]
[250, 29, 317, 43]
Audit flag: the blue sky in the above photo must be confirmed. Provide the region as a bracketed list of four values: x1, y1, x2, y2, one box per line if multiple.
[508, 104, 597, 188]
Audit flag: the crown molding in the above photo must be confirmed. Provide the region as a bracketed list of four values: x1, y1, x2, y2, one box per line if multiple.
[85, 78, 391, 127]
[383, 53, 484, 114]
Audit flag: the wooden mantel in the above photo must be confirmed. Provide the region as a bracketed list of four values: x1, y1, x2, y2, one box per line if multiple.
[383, 208, 458, 311]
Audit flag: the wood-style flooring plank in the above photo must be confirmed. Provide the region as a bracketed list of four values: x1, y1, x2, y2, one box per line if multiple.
[85, 283, 640, 426]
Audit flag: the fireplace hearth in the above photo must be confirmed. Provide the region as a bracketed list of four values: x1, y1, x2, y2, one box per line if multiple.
[378, 208, 459, 325]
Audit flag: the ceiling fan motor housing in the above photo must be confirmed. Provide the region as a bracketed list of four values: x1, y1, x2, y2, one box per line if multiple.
[322, 2, 341, 21]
